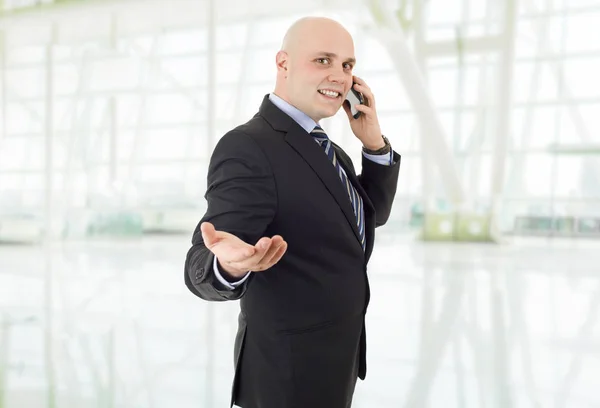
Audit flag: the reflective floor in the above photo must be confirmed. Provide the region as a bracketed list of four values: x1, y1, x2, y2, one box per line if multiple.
[1, 231, 599, 407]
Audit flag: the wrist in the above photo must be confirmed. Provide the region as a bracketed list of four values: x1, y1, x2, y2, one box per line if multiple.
[217, 259, 247, 280]
[363, 139, 386, 151]
[362, 135, 391, 155]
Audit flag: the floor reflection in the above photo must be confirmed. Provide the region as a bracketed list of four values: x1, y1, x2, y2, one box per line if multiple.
[1, 233, 599, 407]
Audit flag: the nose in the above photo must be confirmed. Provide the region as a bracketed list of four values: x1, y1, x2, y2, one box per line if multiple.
[327, 68, 348, 87]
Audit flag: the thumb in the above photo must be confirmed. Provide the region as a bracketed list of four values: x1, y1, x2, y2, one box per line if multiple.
[200, 222, 218, 246]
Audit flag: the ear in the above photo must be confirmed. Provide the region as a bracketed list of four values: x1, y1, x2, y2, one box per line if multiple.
[276, 50, 288, 73]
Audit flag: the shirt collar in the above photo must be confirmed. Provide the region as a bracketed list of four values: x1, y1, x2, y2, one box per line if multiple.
[268, 93, 319, 134]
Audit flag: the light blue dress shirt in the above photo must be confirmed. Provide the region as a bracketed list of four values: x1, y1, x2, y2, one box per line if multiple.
[213, 93, 393, 289]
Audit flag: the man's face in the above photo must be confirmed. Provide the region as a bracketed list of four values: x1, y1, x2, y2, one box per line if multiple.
[278, 24, 356, 123]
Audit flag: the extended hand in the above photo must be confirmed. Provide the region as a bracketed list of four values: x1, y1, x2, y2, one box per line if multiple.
[343, 75, 385, 151]
[200, 222, 288, 278]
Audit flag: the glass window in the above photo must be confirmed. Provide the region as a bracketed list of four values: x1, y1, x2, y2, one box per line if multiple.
[563, 57, 600, 98]
[145, 93, 201, 125]
[6, 102, 44, 135]
[513, 62, 559, 102]
[89, 57, 141, 91]
[521, 154, 554, 196]
[566, 11, 600, 53]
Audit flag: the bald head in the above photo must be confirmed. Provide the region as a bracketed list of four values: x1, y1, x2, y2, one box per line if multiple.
[281, 17, 352, 55]
[273, 17, 356, 122]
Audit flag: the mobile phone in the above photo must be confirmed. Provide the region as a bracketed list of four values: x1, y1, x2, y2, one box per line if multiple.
[345, 84, 364, 119]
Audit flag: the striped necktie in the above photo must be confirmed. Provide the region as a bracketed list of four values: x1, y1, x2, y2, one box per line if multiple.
[311, 125, 366, 250]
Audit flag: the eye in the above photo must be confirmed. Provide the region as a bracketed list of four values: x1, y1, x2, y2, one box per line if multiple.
[316, 58, 330, 65]
[343, 62, 354, 70]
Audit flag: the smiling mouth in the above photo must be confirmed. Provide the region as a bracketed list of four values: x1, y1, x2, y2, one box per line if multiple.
[318, 89, 341, 99]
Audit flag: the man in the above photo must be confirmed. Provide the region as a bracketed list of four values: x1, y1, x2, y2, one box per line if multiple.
[184, 16, 400, 408]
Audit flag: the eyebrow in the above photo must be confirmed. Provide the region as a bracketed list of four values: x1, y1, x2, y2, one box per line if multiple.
[316, 52, 356, 65]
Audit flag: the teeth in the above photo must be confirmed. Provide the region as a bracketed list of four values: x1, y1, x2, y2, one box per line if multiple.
[319, 90, 339, 97]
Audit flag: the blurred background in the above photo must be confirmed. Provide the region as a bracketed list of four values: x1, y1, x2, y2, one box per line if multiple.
[0, 0, 599, 407]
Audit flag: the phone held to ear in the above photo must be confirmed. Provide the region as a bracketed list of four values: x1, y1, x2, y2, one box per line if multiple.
[345, 83, 364, 120]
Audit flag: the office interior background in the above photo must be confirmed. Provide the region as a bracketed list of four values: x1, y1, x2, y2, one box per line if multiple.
[0, 0, 599, 407]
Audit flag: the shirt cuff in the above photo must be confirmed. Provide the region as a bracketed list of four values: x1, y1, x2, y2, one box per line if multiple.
[213, 256, 251, 289]
[362, 150, 393, 166]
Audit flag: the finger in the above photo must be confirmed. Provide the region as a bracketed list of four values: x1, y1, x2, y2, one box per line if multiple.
[246, 237, 273, 264]
[256, 236, 281, 260]
[352, 75, 365, 85]
[256, 241, 288, 271]
[256, 236, 272, 251]
[353, 103, 375, 116]
[353, 83, 375, 108]
[246, 235, 283, 270]
[231, 235, 285, 271]
[352, 76, 373, 95]
[268, 242, 289, 266]
[269, 235, 284, 247]
[353, 80, 371, 93]
[200, 222, 217, 246]
[257, 240, 287, 269]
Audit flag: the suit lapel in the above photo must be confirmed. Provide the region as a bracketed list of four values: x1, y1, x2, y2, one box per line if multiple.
[257, 94, 372, 251]
[285, 127, 363, 248]
[332, 145, 376, 258]
[331, 144, 375, 216]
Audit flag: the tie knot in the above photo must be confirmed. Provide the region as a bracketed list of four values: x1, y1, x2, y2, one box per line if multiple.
[311, 126, 329, 143]
[311, 125, 327, 136]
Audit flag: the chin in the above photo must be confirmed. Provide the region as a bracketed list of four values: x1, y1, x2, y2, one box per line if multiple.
[314, 112, 332, 121]
[324, 107, 341, 118]
[316, 106, 338, 118]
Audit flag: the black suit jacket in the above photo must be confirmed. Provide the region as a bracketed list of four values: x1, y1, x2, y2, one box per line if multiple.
[185, 95, 400, 408]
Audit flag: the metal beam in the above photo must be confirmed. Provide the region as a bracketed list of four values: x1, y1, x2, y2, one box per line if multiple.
[0, 316, 8, 408]
[423, 35, 503, 58]
[548, 143, 600, 155]
[366, 0, 466, 206]
[206, 1, 216, 407]
[43, 23, 57, 408]
[413, 0, 435, 211]
[504, 0, 550, 199]
[109, 13, 117, 186]
[122, 32, 160, 198]
[44, 24, 56, 238]
[489, 0, 517, 232]
[0, 29, 5, 145]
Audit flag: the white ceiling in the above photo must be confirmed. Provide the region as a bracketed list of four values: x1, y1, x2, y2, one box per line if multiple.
[0, 0, 362, 37]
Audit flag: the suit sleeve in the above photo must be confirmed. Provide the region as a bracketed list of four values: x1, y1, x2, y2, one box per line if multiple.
[184, 130, 277, 302]
[358, 150, 401, 227]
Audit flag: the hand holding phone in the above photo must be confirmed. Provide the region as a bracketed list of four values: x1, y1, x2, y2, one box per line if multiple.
[344, 83, 364, 120]
[344, 76, 385, 150]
